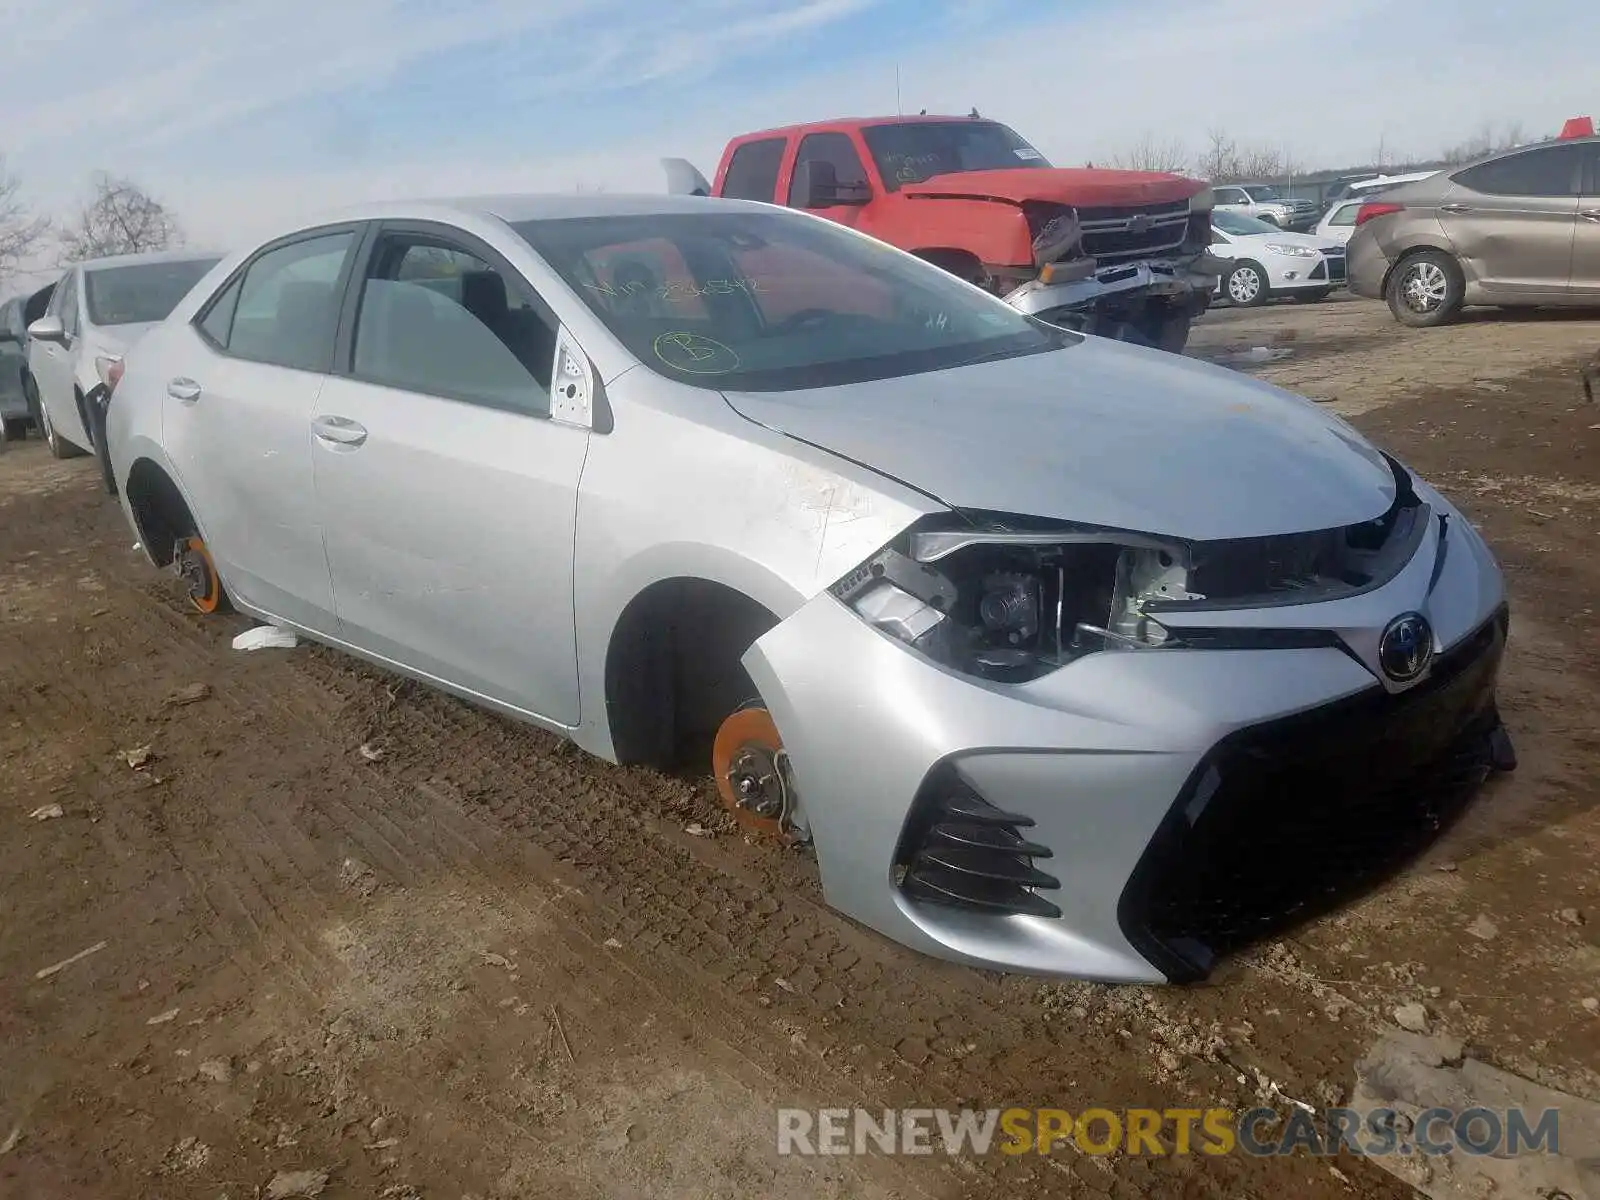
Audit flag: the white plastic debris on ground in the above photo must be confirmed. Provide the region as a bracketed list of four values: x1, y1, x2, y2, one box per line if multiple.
[232, 626, 299, 652]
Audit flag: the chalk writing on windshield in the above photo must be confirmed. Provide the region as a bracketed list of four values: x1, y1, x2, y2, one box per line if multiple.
[652, 331, 742, 375]
[587, 277, 766, 301]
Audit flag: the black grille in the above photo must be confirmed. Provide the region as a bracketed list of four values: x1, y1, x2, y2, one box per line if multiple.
[1119, 607, 1508, 983]
[897, 774, 1061, 919]
[1326, 254, 1347, 281]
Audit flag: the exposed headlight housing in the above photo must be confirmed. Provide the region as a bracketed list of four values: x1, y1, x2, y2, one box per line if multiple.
[1264, 244, 1318, 258]
[833, 476, 1431, 685]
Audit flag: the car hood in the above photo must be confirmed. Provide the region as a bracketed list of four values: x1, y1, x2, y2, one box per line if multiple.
[899, 168, 1205, 209]
[720, 337, 1398, 542]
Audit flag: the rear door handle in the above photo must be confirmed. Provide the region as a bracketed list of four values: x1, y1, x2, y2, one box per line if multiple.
[1439, 203, 1472, 214]
[1582, 208, 1600, 222]
[167, 377, 201, 403]
[312, 414, 368, 447]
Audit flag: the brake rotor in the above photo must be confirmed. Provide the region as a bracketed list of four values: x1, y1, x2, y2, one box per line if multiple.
[174, 537, 224, 614]
[712, 706, 794, 841]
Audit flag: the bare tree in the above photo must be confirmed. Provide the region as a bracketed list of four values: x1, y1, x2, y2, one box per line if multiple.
[1110, 134, 1189, 174]
[1194, 128, 1302, 183]
[1439, 120, 1526, 166]
[57, 172, 183, 262]
[0, 154, 49, 290]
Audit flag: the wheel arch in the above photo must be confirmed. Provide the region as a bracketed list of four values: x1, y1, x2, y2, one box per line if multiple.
[600, 571, 790, 769]
[123, 454, 209, 569]
[1379, 236, 1459, 297]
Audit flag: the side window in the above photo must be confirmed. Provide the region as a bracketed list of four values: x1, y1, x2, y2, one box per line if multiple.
[721, 138, 786, 202]
[1454, 145, 1584, 198]
[1213, 188, 1242, 205]
[227, 231, 353, 371]
[54, 272, 79, 336]
[197, 275, 243, 348]
[350, 233, 556, 413]
[788, 133, 871, 207]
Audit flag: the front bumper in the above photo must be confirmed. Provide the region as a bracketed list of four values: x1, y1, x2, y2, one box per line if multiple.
[743, 487, 1509, 983]
[1002, 254, 1224, 324]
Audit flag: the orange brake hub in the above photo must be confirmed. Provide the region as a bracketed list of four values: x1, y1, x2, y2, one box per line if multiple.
[175, 537, 224, 614]
[712, 706, 793, 840]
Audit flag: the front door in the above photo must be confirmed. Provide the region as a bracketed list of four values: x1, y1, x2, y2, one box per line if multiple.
[31, 271, 88, 446]
[1438, 142, 1586, 295]
[163, 227, 360, 631]
[311, 224, 587, 726]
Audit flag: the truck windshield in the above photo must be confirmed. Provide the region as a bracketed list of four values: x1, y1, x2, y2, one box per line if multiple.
[1242, 186, 1283, 201]
[860, 120, 1051, 191]
[514, 209, 1067, 393]
[85, 258, 221, 326]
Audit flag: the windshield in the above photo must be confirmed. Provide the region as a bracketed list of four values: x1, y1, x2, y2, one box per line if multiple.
[1213, 211, 1284, 237]
[859, 120, 1051, 191]
[84, 258, 221, 326]
[514, 210, 1067, 393]
[1242, 185, 1283, 201]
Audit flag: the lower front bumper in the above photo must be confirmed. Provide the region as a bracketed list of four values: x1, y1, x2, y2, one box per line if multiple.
[743, 491, 1510, 983]
[1003, 255, 1222, 323]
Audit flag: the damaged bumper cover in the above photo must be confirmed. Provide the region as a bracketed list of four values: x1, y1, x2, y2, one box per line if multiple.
[1002, 253, 1230, 323]
[741, 481, 1511, 984]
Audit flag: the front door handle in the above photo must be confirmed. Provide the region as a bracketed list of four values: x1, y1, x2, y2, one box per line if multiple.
[167, 377, 201, 403]
[312, 414, 368, 447]
[1581, 208, 1600, 223]
[1439, 203, 1472, 214]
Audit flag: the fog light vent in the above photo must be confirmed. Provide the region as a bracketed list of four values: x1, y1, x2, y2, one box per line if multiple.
[898, 786, 1061, 919]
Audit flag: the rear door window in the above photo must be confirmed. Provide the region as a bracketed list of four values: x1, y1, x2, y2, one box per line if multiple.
[1454, 144, 1585, 197]
[720, 138, 786, 202]
[215, 230, 355, 372]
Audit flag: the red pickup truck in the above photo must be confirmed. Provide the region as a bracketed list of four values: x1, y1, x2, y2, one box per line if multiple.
[665, 114, 1223, 353]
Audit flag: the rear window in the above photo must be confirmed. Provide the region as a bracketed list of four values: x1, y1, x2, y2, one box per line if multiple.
[514, 209, 1066, 392]
[85, 258, 221, 326]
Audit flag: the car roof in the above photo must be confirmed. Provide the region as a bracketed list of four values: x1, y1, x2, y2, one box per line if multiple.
[300, 192, 786, 230]
[732, 114, 1001, 141]
[71, 247, 227, 272]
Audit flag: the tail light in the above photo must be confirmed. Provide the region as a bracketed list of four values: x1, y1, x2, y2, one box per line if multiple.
[95, 355, 125, 394]
[1354, 202, 1404, 227]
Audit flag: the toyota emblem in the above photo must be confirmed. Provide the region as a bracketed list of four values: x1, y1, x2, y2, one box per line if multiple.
[1378, 612, 1435, 684]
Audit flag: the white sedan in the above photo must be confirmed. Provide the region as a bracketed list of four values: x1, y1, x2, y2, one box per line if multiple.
[1209, 211, 1346, 307]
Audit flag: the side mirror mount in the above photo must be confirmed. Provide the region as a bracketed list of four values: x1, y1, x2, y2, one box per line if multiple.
[27, 315, 66, 344]
[548, 326, 612, 433]
[791, 160, 870, 209]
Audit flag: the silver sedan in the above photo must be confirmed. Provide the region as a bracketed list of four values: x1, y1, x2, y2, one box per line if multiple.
[105, 193, 1515, 984]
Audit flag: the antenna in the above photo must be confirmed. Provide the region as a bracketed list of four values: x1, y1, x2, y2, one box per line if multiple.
[895, 63, 902, 115]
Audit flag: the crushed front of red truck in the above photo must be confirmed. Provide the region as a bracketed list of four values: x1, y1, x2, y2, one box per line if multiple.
[997, 186, 1228, 353]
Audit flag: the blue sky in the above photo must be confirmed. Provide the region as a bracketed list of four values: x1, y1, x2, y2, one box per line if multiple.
[1, 0, 1596, 269]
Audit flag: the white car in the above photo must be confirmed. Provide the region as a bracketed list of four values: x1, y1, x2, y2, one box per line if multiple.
[1209, 211, 1346, 307]
[26, 250, 222, 468]
[1315, 173, 1441, 245]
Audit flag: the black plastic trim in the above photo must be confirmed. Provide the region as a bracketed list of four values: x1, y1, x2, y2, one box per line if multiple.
[1118, 604, 1510, 984]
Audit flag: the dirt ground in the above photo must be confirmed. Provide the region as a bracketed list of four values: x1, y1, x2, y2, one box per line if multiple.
[2, 293, 1598, 1200]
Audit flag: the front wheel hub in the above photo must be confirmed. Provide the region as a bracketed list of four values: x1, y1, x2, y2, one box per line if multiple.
[712, 706, 797, 841]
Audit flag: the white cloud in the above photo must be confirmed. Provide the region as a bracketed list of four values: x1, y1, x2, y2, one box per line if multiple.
[1, 0, 1595, 284]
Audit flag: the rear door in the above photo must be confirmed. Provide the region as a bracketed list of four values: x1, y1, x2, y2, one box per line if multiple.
[1438, 143, 1586, 295]
[310, 221, 587, 726]
[1572, 140, 1600, 297]
[167, 225, 363, 631]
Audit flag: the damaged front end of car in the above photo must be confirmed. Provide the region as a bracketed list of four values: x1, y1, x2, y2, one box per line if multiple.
[739, 455, 1515, 983]
[1000, 189, 1229, 353]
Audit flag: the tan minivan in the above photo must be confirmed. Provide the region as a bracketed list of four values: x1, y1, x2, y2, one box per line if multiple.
[1347, 135, 1600, 326]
